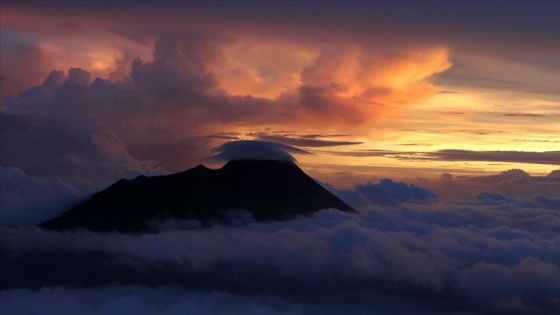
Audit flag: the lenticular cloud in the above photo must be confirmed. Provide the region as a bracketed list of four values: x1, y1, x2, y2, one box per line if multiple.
[1, 192, 559, 314]
[209, 140, 311, 162]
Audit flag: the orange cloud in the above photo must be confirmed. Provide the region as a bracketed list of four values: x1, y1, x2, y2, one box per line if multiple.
[2, 2, 456, 172]
[301, 45, 451, 105]
[211, 41, 315, 99]
[293, 44, 452, 125]
[1, 7, 153, 95]
[183, 37, 453, 129]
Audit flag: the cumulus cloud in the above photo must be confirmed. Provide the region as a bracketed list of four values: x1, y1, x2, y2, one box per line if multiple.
[355, 179, 437, 206]
[300, 45, 450, 104]
[320, 178, 437, 209]
[412, 169, 560, 200]
[1, 28, 454, 177]
[0, 164, 170, 228]
[129, 33, 225, 97]
[2, 34, 272, 175]
[209, 140, 311, 162]
[0, 166, 81, 227]
[2, 191, 559, 314]
[0, 39, 49, 96]
[0, 110, 170, 227]
[0, 113, 167, 183]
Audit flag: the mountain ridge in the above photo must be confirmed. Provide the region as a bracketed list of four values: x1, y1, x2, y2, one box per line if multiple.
[40, 159, 356, 233]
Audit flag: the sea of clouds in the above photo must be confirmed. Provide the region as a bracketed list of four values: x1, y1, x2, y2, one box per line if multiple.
[2, 180, 559, 314]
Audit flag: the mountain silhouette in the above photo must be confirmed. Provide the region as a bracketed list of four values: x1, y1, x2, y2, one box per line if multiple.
[40, 160, 355, 233]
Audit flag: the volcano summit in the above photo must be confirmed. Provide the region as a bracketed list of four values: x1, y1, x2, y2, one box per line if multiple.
[40, 158, 355, 233]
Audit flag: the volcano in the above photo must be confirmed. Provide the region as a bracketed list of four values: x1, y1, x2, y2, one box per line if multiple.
[40, 160, 355, 233]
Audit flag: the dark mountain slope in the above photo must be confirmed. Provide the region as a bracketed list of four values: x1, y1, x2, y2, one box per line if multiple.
[40, 160, 355, 232]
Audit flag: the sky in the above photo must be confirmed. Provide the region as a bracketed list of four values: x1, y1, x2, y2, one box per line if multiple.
[1, 1, 559, 187]
[1, 2, 560, 313]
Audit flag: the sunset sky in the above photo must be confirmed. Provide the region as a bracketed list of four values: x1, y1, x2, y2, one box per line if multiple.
[1, 1, 559, 187]
[2, 3, 560, 314]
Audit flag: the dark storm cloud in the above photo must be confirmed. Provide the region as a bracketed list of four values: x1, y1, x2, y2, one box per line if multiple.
[128, 33, 225, 96]
[3, 32, 400, 179]
[0, 113, 167, 182]
[2, 192, 559, 314]
[1, 35, 268, 175]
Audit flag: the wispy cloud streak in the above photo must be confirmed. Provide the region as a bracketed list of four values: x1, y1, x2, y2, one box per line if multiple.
[329, 149, 560, 166]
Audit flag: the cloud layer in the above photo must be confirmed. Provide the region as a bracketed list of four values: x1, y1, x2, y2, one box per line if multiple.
[330, 149, 560, 166]
[414, 169, 560, 200]
[2, 190, 559, 314]
[0, 166, 81, 227]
